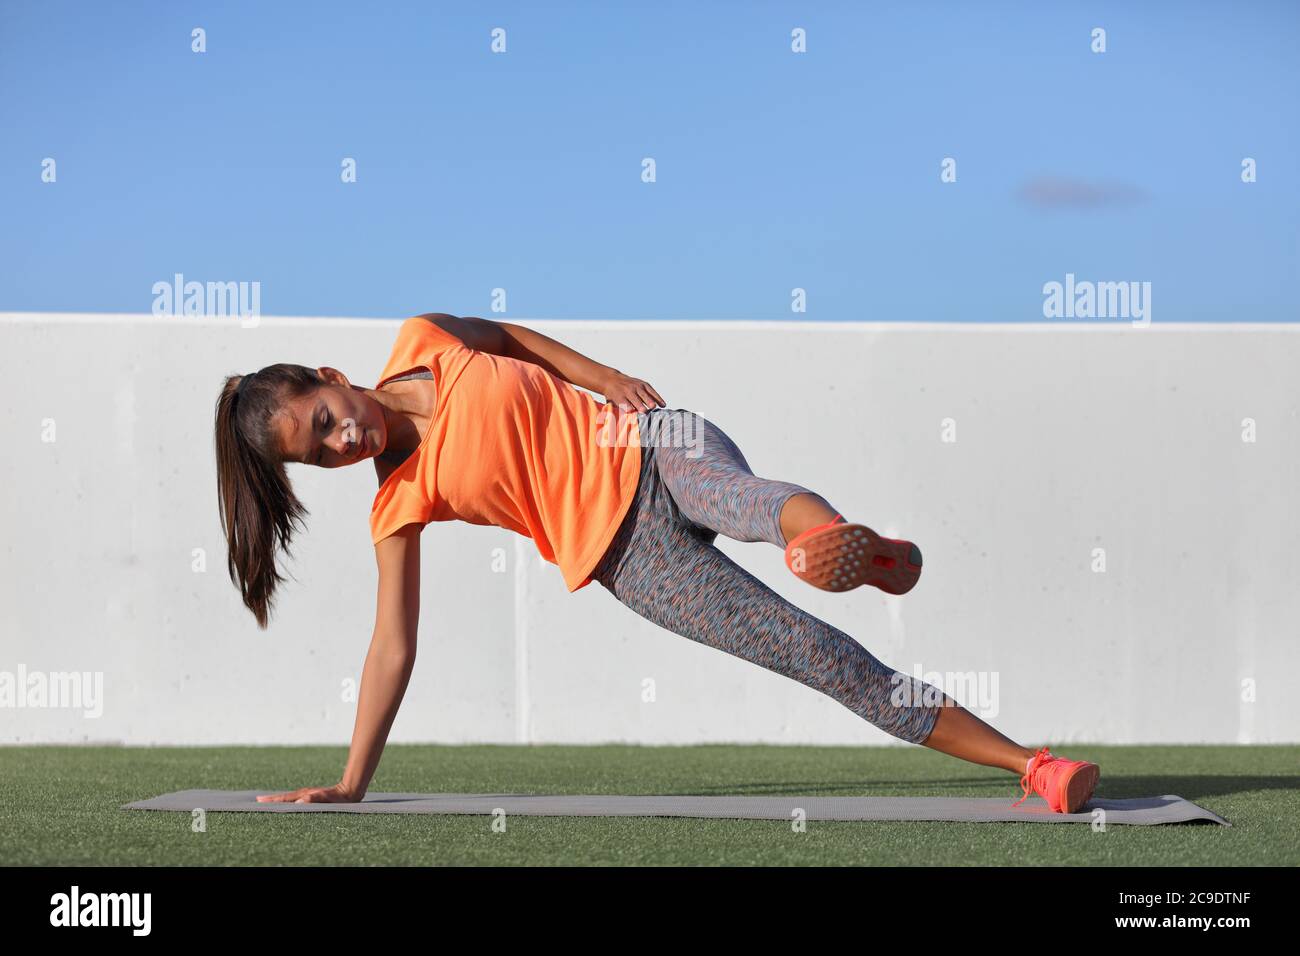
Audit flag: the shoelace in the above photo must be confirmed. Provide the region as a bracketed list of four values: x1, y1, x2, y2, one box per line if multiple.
[1012, 746, 1054, 807]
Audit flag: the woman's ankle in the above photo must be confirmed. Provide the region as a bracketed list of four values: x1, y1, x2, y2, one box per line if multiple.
[778, 493, 838, 546]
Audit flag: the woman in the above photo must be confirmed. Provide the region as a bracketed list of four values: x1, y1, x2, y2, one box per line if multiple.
[215, 313, 1099, 813]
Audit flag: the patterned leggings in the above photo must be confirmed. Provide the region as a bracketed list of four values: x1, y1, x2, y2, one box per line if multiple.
[590, 407, 946, 745]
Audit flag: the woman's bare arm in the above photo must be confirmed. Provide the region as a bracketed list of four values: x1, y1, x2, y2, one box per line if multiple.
[339, 523, 421, 797]
[257, 523, 421, 803]
[416, 312, 665, 412]
[498, 320, 665, 410]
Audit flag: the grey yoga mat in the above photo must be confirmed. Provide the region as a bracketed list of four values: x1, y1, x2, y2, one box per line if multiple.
[123, 790, 1230, 826]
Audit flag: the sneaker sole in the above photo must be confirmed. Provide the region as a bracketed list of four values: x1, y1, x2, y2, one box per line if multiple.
[785, 522, 923, 595]
[1059, 763, 1101, 813]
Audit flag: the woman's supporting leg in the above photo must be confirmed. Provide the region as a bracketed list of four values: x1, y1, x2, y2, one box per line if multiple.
[921, 704, 1038, 773]
[595, 499, 947, 744]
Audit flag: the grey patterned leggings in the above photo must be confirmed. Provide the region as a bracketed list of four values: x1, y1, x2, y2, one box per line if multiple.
[591, 407, 947, 744]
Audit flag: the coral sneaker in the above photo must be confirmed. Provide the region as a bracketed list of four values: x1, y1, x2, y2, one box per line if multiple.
[1012, 747, 1101, 813]
[784, 514, 923, 595]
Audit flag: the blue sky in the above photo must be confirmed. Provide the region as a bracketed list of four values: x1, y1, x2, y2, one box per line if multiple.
[2, 0, 1296, 322]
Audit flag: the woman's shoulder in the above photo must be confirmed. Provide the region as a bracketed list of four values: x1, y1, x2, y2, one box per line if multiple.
[377, 315, 463, 384]
[402, 313, 464, 347]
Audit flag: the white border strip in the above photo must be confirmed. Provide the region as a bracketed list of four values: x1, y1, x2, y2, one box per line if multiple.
[1, 312, 1298, 333]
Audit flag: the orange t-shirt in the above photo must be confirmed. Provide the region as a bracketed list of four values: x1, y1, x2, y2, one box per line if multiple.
[369, 316, 643, 591]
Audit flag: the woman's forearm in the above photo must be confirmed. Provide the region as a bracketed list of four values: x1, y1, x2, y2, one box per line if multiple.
[339, 639, 416, 798]
[492, 320, 617, 393]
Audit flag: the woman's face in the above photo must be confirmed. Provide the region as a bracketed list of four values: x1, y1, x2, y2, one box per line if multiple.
[273, 369, 387, 468]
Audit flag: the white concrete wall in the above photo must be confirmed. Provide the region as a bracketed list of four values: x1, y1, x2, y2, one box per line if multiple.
[1, 313, 1297, 746]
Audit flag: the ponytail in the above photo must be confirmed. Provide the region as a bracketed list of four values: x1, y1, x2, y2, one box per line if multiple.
[213, 364, 324, 628]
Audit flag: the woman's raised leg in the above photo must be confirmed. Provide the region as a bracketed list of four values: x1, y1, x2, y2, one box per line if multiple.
[642, 408, 834, 547]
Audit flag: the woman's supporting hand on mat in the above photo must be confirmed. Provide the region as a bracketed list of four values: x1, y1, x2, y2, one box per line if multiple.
[256, 783, 363, 804]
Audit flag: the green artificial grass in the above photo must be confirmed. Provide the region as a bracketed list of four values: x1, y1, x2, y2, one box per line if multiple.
[1, 744, 1295, 866]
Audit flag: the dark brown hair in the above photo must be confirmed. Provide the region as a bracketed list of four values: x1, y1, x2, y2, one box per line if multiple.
[214, 364, 325, 629]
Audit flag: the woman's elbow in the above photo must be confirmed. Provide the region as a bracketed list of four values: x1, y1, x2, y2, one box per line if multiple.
[370, 627, 417, 664]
